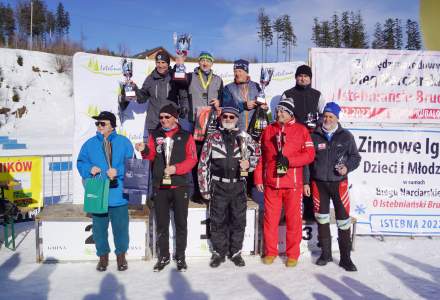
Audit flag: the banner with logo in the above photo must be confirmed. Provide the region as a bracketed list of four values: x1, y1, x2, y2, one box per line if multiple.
[310, 48, 440, 123]
[72, 52, 304, 203]
[349, 127, 440, 235]
[0, 156, 43, 208]
[41, 220, 147, 261]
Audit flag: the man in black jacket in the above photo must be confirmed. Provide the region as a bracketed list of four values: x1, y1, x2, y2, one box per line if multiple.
[120, 51, 187, 132]
[304, 102, 361, 272]
[281, 64, 326, 127]
[135, 104, 197, 272]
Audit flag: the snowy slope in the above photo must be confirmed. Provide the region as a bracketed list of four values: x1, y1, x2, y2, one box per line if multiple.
[1, 222, 439, 300]
[0, 48, 73, 154]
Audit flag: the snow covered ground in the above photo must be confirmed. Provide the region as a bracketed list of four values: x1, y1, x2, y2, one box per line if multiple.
[0, 48, 73, 154]
[1, 222, 439, 300]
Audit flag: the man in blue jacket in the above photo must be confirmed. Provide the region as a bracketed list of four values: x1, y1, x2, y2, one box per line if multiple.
[77, 111, 134, 272]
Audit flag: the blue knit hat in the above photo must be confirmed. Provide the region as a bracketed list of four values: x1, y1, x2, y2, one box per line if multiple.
[233, 59, 249, 73]
[323, 102, 341, 118]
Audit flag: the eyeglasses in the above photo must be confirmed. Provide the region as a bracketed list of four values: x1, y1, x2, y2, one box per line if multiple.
[95, 121, 108, 127]
[222, 114, 236, 120]
[159, 115, 172, 120]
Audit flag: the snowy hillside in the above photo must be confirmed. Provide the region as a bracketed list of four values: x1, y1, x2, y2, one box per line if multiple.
[0, 48, 74, 154]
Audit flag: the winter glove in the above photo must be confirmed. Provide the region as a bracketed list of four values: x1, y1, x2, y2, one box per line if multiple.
[276, 151, 289, 175]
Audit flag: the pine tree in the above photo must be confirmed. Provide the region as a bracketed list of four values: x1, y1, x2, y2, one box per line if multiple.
[280, 15, 296, 61]
[406, 19, 422, 50]
[350, 11, 368, 48]
[341, 11, 351, 48]
[311, 17, 322, 47]
[394, 18, 403, 49]
[372, 22, 384, 49]
[383, 18, 395, 49]
[257, 8, 267, 63]
[3, 4, 15, 46]
[330, 13, 341, 47]
[273, 17, 284, 61]
[0, 3, 5, 45]
[46, 11, 56, 41]
[56, 2, 69, 37]
[321, 21, 332, 47]
[263, 15, 273, 63]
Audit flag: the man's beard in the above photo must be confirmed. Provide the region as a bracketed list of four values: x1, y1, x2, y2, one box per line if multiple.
[222, 121, 236, 130]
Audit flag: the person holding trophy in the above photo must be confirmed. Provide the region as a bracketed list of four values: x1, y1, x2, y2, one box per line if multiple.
[172, 50, 224, 202]
[254, 100, 315, 267]
[198, 106, 260, 268]
[303, 102, 361, 272]
[222, 59, 268, 132]
[135, 104, 197, 272]
[281, 64, 326, 128]
[77, 111, 134, 272]
[121, 51, 187, 132]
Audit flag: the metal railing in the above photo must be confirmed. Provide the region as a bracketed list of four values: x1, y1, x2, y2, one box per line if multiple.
[43, 154, 73, 206]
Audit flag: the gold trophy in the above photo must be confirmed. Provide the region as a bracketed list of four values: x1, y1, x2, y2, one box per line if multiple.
[162, 137, 174, 185]
[239, 132, 249, 177]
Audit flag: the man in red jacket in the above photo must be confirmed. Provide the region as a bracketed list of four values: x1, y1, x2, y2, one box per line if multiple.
[255, 100, 315, 267]
[135, 104, 197, 272]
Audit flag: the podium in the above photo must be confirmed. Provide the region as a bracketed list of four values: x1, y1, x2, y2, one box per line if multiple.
[35, 204, 150, 262]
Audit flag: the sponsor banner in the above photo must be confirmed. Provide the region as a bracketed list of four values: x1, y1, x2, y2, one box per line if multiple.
[310, 48, 440, 123]
[72, 52, 304, 203]
[41, 220, 146, 261]
[0, 156, 43, 208]
[165, 207, 256, 257]
[349, 127, 440, 235]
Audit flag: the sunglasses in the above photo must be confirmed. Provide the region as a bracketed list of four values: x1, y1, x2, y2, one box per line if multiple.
[222, 114, 236, 120]
[159, 115, 172, 120]
[95, 121, 108, 127]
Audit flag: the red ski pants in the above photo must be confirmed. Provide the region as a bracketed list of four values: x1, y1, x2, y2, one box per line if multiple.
[263, 186, 303, 259]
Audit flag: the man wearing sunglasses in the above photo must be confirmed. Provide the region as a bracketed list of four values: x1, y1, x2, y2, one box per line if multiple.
[254, 100, 315, 267]
[77, 111, 134, 272]
[135, 104, 197, 272]
[198, 106, 260, 268]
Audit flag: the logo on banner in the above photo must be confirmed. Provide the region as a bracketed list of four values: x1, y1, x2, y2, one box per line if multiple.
[85, 58, 122, 76]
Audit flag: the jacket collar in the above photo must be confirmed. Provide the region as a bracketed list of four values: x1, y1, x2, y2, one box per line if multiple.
[96, 130, 117, 141]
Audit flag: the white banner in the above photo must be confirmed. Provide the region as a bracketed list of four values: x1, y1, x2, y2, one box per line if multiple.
[72, 52, 304, 203]
[41, 220, 147, 261]
[165, 207, 256, 257]
[349, 127, 440, 235]
[310, 48, 440, 123]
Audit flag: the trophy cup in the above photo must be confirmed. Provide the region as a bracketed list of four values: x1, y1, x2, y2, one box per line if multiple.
[238, 132, 249, 177]
[173, 32, 192, 80]
[256, 66, 274, 104]
[335, 153, 346, 174]
[162, 137, 174, 185]
[276, 132, 287, 175]
[305, 112, 320, 129]
[121, 58, 137, 101]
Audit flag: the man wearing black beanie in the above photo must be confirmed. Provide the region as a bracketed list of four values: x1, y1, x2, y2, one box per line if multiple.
[281, 64, 326, 221]
[120, 50, 187, 133]
[281, 64, 326, 129]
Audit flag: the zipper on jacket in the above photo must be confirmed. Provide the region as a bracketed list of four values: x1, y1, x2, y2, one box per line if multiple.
[155, 85, 158, 99]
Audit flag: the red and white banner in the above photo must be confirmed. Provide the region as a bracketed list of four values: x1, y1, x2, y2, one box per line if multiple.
[310, 48, 440, 123]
